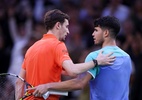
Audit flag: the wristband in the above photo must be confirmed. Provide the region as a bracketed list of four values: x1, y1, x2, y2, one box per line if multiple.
[93, 59, 98, 67]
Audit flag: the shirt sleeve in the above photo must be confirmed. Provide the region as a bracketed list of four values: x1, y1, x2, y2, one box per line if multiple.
[85, 52, 100, 79]
[55, 42, 71, 67]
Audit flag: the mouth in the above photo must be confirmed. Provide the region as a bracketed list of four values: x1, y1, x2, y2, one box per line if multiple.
[93, 37, 96, 43]
[64, 35, 67, 39]
[93, 37, 96, 40]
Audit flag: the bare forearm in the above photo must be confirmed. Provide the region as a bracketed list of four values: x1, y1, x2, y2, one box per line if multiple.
[63, 60, 95, 76]
[47, 73, 91, 91]
[15, 79, 24, 100]
[27, 73, 91, 96]
[72, 61, 95, 74]
[47, 79, 83, 91]
[15, 69, 26, 100]
[63, 51, 115, 76]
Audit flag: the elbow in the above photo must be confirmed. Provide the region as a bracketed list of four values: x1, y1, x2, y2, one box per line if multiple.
[75, 81, 86, 90]
[66, 68, 81, 77]
[63, 61, 82, 77]
[72, 78, 86, 90]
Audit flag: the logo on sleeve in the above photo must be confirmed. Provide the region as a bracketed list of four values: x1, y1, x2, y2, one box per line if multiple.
[62, 50, 68, 53]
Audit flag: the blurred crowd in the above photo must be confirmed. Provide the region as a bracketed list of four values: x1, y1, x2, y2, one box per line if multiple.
[0, 0, 142, 100]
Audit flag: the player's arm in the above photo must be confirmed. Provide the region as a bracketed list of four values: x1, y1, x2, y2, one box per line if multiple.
[15, 69, 26, 100]
[61, 70, 70, 76]
[27, 72, 92, 96]
[62, 51, 115, 77]
[47, 72, 92, 91]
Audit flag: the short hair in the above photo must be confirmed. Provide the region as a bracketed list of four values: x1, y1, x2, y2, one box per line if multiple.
[94, 16, 120, 38]
[44, 9, 70, 31]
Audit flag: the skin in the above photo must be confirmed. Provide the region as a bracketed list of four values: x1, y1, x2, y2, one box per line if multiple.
[16, 19, 115, 99]
[58, 19, 69, 41]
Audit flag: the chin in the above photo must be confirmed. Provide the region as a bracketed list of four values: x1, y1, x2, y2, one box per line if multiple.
[60, 39, 65, 42]
[95, 42, 102, 46]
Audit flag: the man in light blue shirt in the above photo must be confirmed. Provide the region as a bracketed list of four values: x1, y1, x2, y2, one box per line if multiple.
[28, 16, 132, 100]
[86, 46, 131, 100]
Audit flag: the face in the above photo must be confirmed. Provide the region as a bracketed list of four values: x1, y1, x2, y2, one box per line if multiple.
[59, 19, 69, 41]
[92, 26, 104, 45]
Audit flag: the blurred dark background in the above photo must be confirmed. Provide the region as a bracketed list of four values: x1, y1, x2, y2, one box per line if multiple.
[0, 0, 142, 100]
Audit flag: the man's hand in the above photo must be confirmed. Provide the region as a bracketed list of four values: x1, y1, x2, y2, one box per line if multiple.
[96, 50, 115, 65]
[26, 84, 48, 97]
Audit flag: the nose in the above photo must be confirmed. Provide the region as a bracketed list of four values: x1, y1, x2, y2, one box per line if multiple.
[92, 32, 95, 36]
[67, 29, 69, 34]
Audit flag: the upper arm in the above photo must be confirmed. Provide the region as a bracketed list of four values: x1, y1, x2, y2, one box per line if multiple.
[46, 72, 92, 91]
[62, 60, 76, 76]
[85, 52, 99, 79]
[54, 43, 71, 67]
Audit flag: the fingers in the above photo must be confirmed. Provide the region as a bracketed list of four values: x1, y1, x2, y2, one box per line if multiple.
[108, 56, 115, 63]
[100, 51, 115, 61]
[107, 62, 114, 65]
[109, 56, 115, 59]
[106, 52, 113, 56]
[34, 91, 42, 97]
[33, 89, 42, 97]
[98, 50, 114, 57]
[33, 89, 38, 96]
[96, 50, 116, 66]
[26, 87, 36, 91]
[26, 87, 42, 97]
[98, 50, 103, 55]
[107, 57, 115, 65]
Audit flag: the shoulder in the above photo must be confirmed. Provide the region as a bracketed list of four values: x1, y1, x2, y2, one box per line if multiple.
[117, 47, 130, 57]
[48, 39, 66, 50]
[85, 49, 101, 62]
[54, 41, 69, 55]
[56, 41, 67, 49]
[88, 50, 100, 57]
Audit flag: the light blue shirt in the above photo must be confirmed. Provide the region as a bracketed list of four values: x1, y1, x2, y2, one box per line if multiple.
[85, 46, 132, 100]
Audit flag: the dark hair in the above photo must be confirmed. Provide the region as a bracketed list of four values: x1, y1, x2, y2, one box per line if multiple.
[94, 16, 120, 38]
[44, 9, 70, 31]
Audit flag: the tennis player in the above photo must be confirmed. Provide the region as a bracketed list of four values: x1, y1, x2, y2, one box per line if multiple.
[29, 16, 132, 100]
[16, 10, 115, 100]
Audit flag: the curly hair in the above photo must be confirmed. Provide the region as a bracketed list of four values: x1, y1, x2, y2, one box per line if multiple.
[44, 9, 70, 31]
[94, 16, 120, 38]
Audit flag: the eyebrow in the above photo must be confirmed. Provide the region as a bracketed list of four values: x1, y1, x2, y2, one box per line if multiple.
[94, 28, 97, 31]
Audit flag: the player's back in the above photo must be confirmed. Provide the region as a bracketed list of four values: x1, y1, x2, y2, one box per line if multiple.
[22, 34, 63, 100]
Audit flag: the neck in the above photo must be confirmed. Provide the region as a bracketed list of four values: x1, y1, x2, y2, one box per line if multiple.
[102, 38, 116, 48]
[47, 30, 59, 40]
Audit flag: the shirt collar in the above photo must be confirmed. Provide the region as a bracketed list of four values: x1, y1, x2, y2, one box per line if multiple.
[42, 34, 57, 39]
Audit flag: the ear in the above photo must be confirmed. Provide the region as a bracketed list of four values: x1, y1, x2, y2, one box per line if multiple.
[55, 22, 61, 30]
[104, 29, 109, 37]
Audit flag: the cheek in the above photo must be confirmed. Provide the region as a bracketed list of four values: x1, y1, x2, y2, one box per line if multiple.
[99, 35, 104, 43]
[65, 27, 68, 33]
[62, 27, 66, 33]
[95, 33, 100, 38]
[96, 33, 103, 41]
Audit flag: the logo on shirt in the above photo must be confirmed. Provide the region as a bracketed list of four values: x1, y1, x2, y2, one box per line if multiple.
[62, 50, 68, 53]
